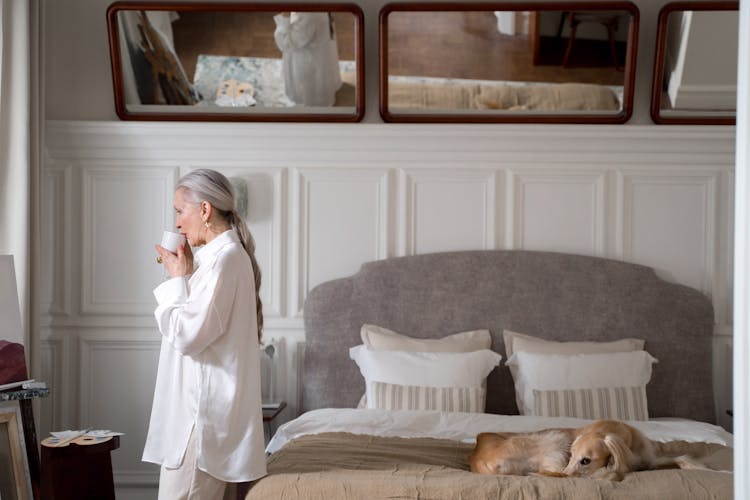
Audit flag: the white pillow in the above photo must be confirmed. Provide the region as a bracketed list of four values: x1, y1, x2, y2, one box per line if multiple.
[502, 329, 644, 359]
[502, 329, 645, 413]
[356, 325, 492, 408]
[505, 350, 657, 416]
[362, 324, 491, 352]
[350, 345, 501, 411]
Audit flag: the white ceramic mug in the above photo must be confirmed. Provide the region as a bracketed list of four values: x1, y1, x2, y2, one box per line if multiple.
[161, 230, 186, 253]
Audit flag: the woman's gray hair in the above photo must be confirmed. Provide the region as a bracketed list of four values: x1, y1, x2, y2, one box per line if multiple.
[176, 169, 263, 340]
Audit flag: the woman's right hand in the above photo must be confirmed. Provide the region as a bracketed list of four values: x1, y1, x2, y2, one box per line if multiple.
[156, 242, 194, 278]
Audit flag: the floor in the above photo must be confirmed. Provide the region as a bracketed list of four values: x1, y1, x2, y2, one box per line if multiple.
[386, 11, 625, 85]
[171, 10, 625, 85]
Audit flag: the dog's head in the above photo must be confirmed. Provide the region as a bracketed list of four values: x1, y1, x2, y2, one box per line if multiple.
[563, 432, 614, 476]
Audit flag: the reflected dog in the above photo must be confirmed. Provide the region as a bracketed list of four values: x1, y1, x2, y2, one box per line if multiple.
[563, 419, 706, 481]
[470, 428, 577, 476]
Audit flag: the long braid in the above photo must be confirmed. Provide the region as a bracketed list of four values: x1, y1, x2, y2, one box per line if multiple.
[229, 210, 263, 341]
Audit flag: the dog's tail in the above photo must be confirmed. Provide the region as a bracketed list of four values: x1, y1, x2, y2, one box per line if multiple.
[651, 454, 728, 473]
[669, 454, 732, 473]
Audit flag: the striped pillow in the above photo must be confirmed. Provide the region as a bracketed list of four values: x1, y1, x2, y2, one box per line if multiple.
[368, 381, 485, 413]
[532, 386, 649, 421]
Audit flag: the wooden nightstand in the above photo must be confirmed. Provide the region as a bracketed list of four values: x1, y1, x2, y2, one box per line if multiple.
[41, 436, 120, 500]
[262, 401, 287, 444]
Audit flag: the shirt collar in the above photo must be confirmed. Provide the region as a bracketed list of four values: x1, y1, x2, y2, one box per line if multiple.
[194, 230, 239, 268]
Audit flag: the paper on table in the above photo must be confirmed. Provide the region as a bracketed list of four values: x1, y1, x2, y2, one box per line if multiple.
[51, 429, 125, 438]
[44, 429, 125, 448]
[0, 379, 34, 391]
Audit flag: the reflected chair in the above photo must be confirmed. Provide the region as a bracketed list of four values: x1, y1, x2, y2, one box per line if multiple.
[562, 12, 621, 70]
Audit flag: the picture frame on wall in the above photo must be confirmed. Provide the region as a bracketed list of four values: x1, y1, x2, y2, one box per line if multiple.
[0, 403, 32, 500]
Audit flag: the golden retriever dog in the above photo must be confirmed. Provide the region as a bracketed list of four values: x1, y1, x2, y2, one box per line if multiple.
[470, 428, 577, 476]
[563, 419, 706, 481]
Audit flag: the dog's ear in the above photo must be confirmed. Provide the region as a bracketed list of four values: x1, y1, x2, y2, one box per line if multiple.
[603, 434, 633, 475]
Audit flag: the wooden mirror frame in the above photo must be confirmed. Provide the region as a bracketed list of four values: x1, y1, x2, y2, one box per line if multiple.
[106, 2, 365, 122]
[379, 1, 639, 124]
[650, 1, 738, 125]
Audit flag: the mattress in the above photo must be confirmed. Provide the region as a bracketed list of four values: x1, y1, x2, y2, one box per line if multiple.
[246, 409, 733, 500]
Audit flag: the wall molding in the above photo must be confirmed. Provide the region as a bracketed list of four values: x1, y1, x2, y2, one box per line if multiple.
[402, 168, 498, 254]
[509, 169, 606, 254]
[41, 163, 72, 317]
[619, 169, 719, 294]
[290, 167, 391, 316]
[46, 122, 736, 164]
[81, 165, 177, 316]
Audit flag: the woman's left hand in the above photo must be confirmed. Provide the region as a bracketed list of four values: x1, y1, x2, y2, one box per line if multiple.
[155, 243, 194, 278]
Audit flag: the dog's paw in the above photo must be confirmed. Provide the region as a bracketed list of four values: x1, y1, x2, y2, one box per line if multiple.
[532, 470, 568, 478]
[592, 468, 624, 481]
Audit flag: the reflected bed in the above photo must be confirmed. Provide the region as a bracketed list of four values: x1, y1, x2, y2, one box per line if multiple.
[385, 75, 622, 112]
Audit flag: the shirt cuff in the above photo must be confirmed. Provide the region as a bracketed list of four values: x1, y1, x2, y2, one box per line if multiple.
[153, 276, 189, 305]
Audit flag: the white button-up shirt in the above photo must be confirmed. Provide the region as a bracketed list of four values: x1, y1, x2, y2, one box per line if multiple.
[143, 230, 267, 482]
[273, 12, 342, 106]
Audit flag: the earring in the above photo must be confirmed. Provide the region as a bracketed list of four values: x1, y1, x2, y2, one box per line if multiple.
[204, 221, 210, 228]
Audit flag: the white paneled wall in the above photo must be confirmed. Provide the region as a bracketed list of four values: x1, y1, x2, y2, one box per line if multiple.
[621, 171, 718, 292]
[404, 168, 499, 253]
[40, 121, 735, 493]
[510, 169, 605, 254]
[292, 168, 391, 314]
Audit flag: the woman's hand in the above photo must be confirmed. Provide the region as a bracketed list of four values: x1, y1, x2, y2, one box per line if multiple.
[155, 243, 194, 278]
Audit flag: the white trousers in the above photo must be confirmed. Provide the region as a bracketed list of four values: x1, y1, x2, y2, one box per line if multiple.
[158, 427, 227, 500]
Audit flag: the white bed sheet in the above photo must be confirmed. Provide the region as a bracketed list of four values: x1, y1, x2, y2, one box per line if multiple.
[266, 408, 733, 455]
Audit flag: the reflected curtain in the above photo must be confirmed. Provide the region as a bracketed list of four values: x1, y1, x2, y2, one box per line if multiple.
[0, 0, 31, 344]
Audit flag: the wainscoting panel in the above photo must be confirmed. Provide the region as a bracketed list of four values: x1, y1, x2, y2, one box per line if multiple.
[41, 122, 736, 495]
[79, 335, 161, 485]
[402, 168, 499, 254]
[510, 169, 606, 255]
[290, 168, 391, 316]
[38, 336, 62, 438]
[619, 170, 718, 295]
[40, 163, 71, 316]
[81, 165, 178, 316]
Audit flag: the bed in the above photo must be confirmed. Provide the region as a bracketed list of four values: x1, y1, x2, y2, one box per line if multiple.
[245, 250, 733, 499]
[386, 76, 622, 112]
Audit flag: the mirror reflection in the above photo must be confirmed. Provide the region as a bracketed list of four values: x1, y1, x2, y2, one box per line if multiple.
[381, 6, 638, 123]
[107, 3, 363, 121]
[651, 3, 738, 124]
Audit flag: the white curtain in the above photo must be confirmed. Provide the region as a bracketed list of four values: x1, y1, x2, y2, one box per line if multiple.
[0, 0, 31, 343]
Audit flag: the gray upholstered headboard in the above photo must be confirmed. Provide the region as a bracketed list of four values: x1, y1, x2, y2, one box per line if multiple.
[302, 250, 716, 423]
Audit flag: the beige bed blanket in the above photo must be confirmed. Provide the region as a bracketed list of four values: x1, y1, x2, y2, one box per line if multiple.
[387, 81, 620, 111]
[246, 432, 732, 500]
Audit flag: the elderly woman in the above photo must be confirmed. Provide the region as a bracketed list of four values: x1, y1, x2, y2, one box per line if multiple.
[145, 169, 266, 499]
[273, 11, 342, 106]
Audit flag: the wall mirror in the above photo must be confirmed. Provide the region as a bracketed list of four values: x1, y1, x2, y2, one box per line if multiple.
[651, 1, 738, 125]
[106, 2, 364, 122]
[380, 2, 639, 123]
